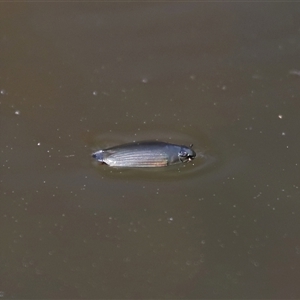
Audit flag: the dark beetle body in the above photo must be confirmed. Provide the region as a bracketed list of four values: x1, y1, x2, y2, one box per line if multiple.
[92, 141, 196, 168]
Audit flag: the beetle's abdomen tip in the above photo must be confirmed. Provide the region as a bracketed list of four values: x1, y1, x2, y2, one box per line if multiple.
[92, 150, 105, 162]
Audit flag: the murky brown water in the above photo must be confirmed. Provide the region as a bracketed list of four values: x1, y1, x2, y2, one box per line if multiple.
[1, 3, 300, 299]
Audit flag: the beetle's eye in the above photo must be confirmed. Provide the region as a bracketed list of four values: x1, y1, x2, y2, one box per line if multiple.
[179, 151, 187, 157]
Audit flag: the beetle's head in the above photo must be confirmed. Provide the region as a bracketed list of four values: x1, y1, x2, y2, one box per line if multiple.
[178, 145, 196, 162]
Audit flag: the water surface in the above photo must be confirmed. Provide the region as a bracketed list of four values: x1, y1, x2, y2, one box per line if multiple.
[1, 3, 300, 299]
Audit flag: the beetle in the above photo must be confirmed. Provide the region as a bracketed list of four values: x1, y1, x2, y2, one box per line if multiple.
[92, 140, 196, 168]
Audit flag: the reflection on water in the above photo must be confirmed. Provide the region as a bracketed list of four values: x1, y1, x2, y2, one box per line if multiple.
[1, 3, 300, 299]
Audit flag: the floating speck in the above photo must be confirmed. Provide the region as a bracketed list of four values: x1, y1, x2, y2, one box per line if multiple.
[289, 70, 300, 76]
[251, 260, 260, 267]
[233, 230, 239, 236]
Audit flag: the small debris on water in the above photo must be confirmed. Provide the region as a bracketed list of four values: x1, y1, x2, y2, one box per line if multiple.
[289, 70, 300, 76]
